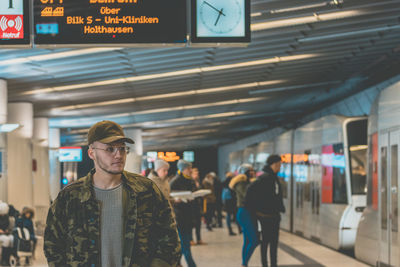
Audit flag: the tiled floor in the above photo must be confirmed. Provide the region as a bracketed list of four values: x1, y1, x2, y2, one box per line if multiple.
[181, 227, 371, 267]
[14, 225, 370, 267]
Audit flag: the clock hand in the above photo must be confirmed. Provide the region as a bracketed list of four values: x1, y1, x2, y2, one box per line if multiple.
[203, 1, 225, 16]
[214, 8, 224, 26]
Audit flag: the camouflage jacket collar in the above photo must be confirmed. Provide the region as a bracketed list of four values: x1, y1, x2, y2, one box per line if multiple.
[79, 169, 150, 203]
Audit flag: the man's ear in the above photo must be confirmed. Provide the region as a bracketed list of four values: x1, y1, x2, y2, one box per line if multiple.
[88, 146, 95, 160]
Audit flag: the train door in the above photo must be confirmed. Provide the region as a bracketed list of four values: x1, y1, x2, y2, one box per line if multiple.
[310, 149, 322, 241]
[380, 130, 400, 266]
[389, 131, 399, 266]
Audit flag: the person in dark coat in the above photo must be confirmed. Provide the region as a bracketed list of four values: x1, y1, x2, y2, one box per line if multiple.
[170, 160, 197, 267]
[0, 202, 14, 265]
[191, 167, 205, 245]
[202, 173, 217, 231]
[16, 207, 37, 257]
[245, 155, 285, 267]
[210, 172, 223, 228]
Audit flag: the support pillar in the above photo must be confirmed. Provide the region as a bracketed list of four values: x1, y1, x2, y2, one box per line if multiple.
[32, 118, 50, 225]
[0, 80, 6, 124]
[49, 128, 60, 202]
[0, 80, 7, 202]
[124, 128, 143, 174]
[7, 102, 33, 211]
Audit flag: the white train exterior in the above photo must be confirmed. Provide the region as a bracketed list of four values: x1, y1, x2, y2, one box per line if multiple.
[355, 81, 400, 266]
[229, 115, 368, 251]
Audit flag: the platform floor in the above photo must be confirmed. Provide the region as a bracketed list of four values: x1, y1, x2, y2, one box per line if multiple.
[14, 225, 370, 267]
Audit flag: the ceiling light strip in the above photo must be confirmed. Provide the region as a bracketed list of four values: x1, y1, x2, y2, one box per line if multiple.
[58, 96, 267, 116]
[54, 80, 280, 111]
[249, 81, 341, 94]
[0, 48, 123, 67]
[51, 111, 250, 128]
[269, 2, 330, 14]
[298, 24, 400, 43]
[22, 54, 317, 96]
[251, 10, 362, 31]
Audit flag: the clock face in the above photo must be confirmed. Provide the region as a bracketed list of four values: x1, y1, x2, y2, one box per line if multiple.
[196, 0, 245, 37]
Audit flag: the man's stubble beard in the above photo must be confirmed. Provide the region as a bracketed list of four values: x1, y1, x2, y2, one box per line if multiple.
[96, 156, 125, 175]
[99, 164, 124, 175]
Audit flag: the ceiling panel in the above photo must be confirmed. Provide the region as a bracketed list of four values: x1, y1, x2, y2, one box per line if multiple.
[1, 0, 400, 149]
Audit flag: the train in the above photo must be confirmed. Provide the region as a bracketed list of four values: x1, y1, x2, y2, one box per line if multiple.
[355, 81, 400, 266]
[228, 81, 400, 265]
[229, 114, 368, 250]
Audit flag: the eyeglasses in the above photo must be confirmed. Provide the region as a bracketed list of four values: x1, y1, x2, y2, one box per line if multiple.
[92, 146, 130, 155]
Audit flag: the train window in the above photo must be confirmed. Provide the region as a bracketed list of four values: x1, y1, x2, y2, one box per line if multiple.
[349, 146, 367, 195]
[381, 146, 388, 230]
[311, 182, 315, 212]
[296, 183, 303, 208]
[332, 167, 347, 204]
[278, 163, 290, 199]
[316, 186, 320, 214]
[280, 177, 288, 199]
[347, 119, 368, 146]
[321, 143, 347, 204]
[367, 133, 379, 209]
[347, 119, 368, 195]
[333, 144, 347, 204]
[296, 184, 299, 208]
[304, 182, 311, 202]
[391, 145, 398, 232]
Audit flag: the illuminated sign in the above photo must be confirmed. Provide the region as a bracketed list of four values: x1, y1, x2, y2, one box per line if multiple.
[59, 146, 82, 162]
[277, 163, 291, 182]
[34, 0, 187, 45]
[281, 154, 291, 163]
[183, 151, 194, 162]
[256, 152, 269, 163]
[146, 151, 157, 162]
[158, 151, 180, 162]
[0, 0, 30, 46]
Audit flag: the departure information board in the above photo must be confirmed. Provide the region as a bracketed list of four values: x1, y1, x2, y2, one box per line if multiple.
[0, 0, 31, 46]
[34, 0, 187, 45]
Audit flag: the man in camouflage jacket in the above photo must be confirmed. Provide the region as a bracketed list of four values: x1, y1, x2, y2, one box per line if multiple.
[44, 121, 181, 267]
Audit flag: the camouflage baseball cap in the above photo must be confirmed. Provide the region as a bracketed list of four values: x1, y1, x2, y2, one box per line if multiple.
[87, 120, 134, 145]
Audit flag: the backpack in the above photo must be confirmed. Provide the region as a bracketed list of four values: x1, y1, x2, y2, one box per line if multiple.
[221, 188, 232, 203]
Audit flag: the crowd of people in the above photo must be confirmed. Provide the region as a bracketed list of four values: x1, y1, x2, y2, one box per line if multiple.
[0, 202, 36, 266]
[143, 158, 238, 267]
[145, 154, 284, 267]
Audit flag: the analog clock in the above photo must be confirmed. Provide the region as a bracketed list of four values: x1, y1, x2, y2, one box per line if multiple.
[192, 0, 249, 41]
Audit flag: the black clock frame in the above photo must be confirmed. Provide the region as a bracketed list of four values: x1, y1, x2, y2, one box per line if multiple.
[190, 0, 250, 43]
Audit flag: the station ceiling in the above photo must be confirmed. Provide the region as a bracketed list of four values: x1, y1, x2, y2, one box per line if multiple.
[4, 0, 400, 150]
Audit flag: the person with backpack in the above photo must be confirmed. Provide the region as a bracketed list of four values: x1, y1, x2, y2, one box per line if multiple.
[245, 155, 285, 267]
